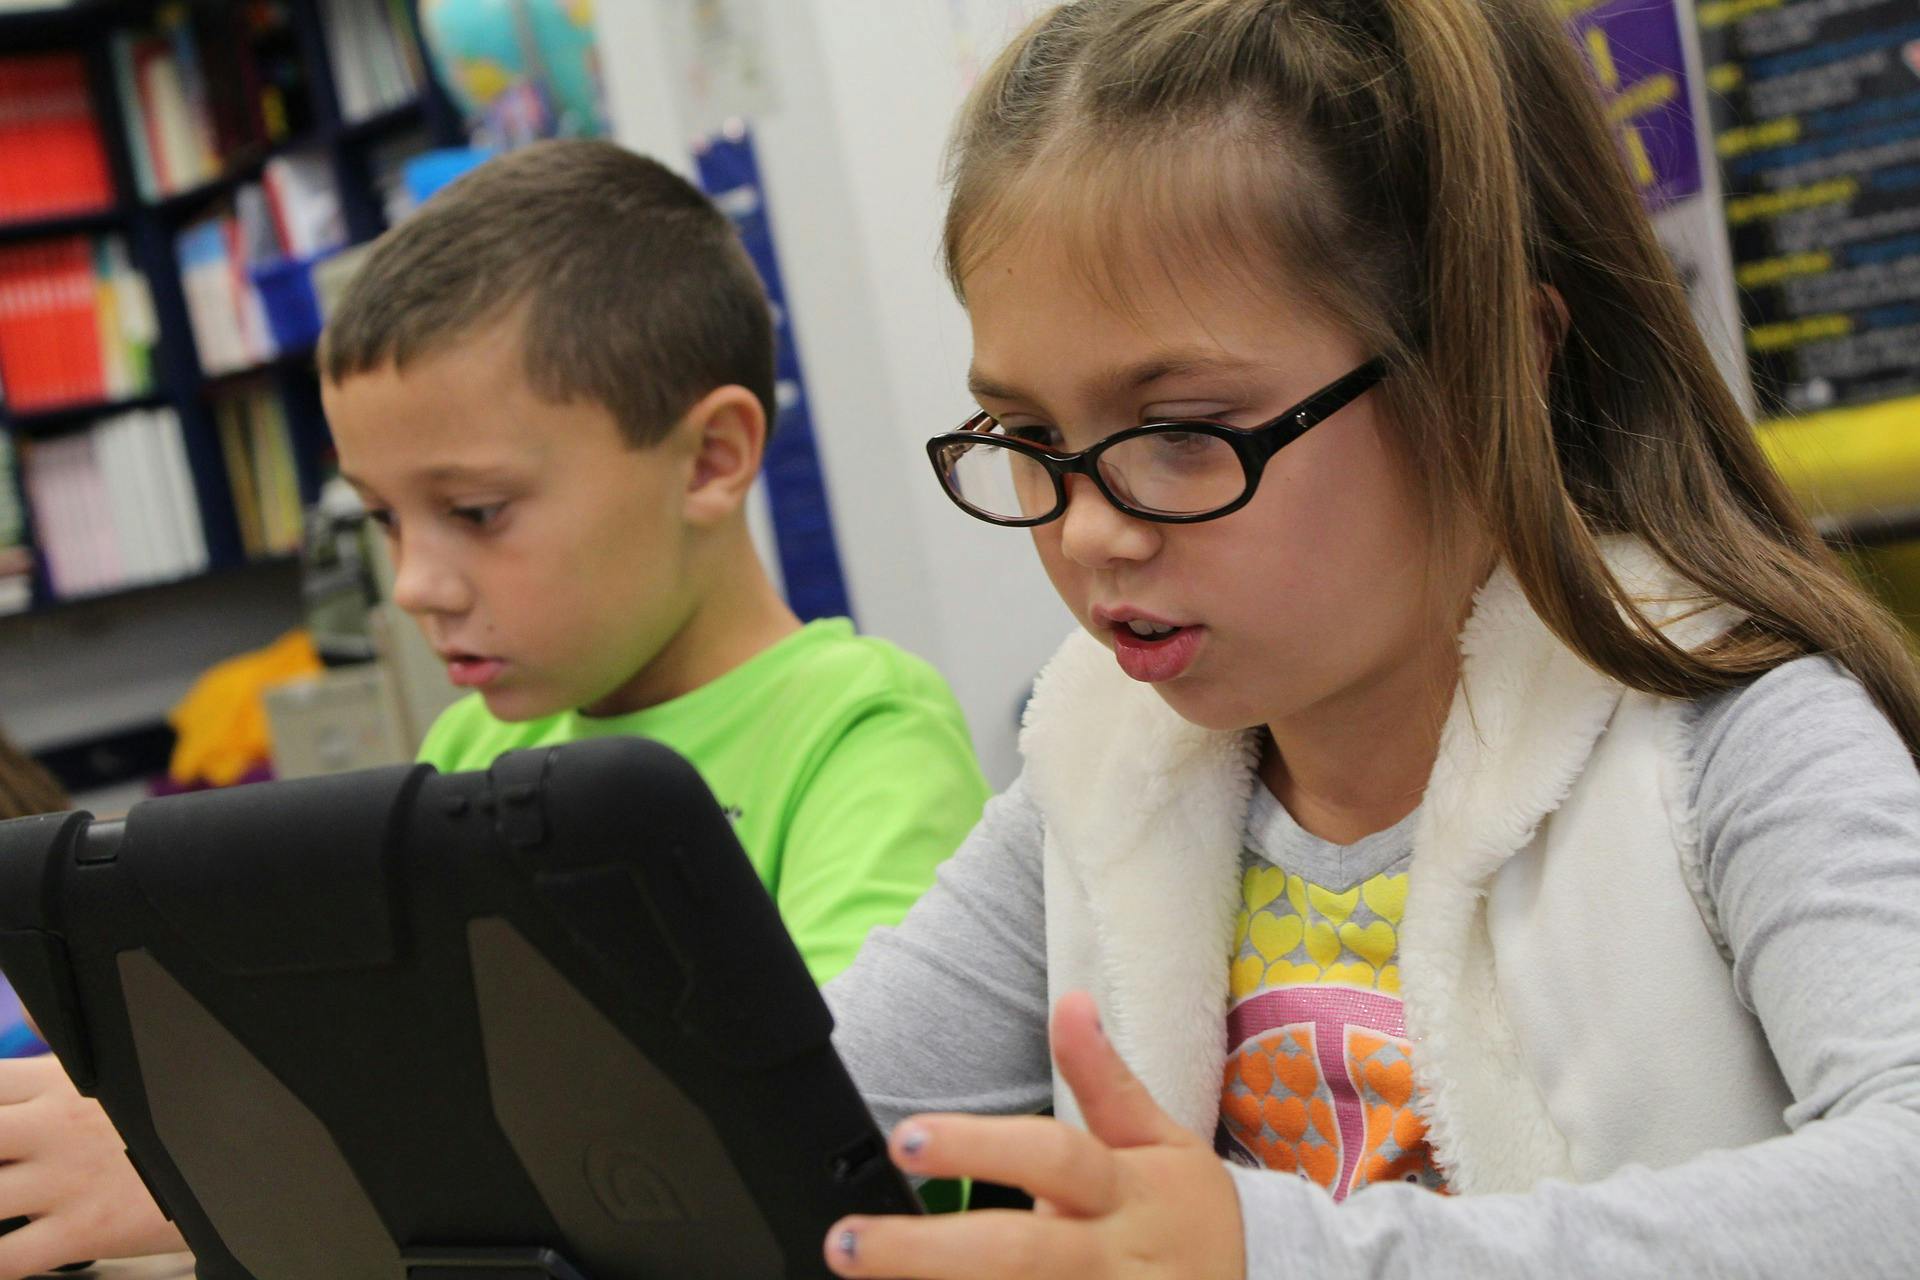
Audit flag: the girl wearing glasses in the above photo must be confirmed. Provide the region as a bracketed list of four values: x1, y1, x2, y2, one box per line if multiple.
[824, 0, 1920, 1277]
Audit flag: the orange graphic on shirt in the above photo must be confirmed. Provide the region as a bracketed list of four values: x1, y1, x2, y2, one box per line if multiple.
[1219, 1027, 1342, 1191]
[1219, 1020, 1444, 1198]
[1221, 864, 1446, 1198]
[1348, 1032, 1443, 1192]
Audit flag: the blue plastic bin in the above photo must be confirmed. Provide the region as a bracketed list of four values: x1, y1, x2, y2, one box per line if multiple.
[405, 148, 494, 207]
[252, 251, 336, 353]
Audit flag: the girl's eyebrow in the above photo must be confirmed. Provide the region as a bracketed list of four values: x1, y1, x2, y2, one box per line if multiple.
[966, 369, 1024, 402]
[967, 352, 1270, 404]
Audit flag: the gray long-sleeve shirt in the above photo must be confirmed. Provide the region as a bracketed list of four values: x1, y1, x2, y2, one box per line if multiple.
[825, 655, 1920, 1276]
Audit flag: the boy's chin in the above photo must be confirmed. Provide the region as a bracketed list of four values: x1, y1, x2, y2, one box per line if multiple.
[474, 685, 569, 723]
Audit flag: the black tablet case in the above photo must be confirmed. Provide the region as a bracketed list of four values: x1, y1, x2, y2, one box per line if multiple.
[0, 737, 918, 1280]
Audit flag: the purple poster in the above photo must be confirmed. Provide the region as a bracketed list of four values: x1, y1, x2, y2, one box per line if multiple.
[1565, 0, 1705, 210]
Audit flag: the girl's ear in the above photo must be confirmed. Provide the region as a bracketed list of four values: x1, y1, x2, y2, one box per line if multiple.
[1534, 284, 1571, 384]
[678, 384, 769, 526]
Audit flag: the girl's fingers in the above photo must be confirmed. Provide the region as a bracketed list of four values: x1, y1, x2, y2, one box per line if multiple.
[0, 1057, 62, 1107]
[1049, 991, 1185, 1151]
[0, 1101, 49, 1161]
[825, 1207, 1098, 1280]
[0, 1158, 52, 1217]
[890, 1114, 1119, 1218]
[0, 1212, 72, 1280]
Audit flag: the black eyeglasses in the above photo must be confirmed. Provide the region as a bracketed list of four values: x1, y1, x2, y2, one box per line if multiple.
[926, 358, 1388, 526]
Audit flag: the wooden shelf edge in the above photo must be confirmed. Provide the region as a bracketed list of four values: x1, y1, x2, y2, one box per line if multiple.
[2, 389, 170, 433]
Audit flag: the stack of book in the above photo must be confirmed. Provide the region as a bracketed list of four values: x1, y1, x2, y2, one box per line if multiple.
[0, 430, 29, 615]
[110, 2, 312, 201]
[176, 213, 272, 375]
[320, 0, 427, 123]
[0, 235, 156, 413]
[214, 383, 303, 558]
[176, 151, 342, 375]
[0, 52, 115, 222]
[261, 150, 346, 258]
[21, 406, 209, 599]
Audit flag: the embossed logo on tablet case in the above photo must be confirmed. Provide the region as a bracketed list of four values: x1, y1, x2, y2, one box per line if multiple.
[584, 1139, 685, 1224]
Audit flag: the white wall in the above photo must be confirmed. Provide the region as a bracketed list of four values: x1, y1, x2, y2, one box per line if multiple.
[597, 0, 1071, 787]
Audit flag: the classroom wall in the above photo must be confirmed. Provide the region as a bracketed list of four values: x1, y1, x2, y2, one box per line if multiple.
[597, 1, 1072, 788]
[0, 561, 301, 753]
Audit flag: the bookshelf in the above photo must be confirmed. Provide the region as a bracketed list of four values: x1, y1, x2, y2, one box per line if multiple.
[0, 207, 128, 245]
[0, 0, 462, 619]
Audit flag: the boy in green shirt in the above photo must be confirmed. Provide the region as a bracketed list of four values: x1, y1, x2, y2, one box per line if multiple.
[0, 140, 988, 1275]
[321, 140, 988, 985]
[418, 617, 981, 982]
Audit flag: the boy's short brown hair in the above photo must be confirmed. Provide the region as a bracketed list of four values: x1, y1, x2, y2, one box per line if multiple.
[320, 140, 775, 447]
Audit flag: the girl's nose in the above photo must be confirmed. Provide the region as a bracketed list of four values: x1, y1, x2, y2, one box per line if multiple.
[1055, 474, 1160, 569]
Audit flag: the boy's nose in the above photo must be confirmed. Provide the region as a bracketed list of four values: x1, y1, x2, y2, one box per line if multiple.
[1055, 474, 1159, 568]
[390, 549, 472, 618]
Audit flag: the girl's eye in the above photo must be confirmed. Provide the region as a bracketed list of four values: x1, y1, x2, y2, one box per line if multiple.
[1005, 424, 1064, 450]
[1148, 428, 1216, 456]
[452, 504, 506, 529]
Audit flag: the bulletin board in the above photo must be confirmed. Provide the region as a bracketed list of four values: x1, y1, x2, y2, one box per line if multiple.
[1695, 0, 1920, 530]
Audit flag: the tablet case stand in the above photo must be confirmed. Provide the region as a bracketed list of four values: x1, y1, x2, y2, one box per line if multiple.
[0, 738, 918, 1280]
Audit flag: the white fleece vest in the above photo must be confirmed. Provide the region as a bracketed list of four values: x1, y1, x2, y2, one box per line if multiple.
[1019, 543, 1793, 1193]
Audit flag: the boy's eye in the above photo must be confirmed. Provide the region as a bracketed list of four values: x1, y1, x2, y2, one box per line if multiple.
[452, 503, 506, 529]
[366, 509, 397, 535]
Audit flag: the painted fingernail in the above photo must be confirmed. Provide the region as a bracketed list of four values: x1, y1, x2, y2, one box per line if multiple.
[897, 1124, 928, 1159]
[837, 1227, 859, 1261]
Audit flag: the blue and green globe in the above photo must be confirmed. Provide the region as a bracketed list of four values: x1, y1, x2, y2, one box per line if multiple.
[420, 0, 607, 137]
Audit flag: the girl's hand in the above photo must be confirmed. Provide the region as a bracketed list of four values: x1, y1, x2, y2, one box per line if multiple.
[0, 1054, 187, 1278]
[824, 991, 1247, 1280]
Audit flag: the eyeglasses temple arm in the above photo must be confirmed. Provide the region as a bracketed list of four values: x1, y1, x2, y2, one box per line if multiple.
[1291, 358, 1390, 429]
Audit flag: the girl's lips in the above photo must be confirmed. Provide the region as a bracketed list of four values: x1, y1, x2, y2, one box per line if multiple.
[1109, 623, 1205, 683]
[445, 656, 506, 688]
[1093, 604, 1185, 630]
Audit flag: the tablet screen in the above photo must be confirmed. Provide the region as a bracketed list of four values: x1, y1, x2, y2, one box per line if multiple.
[0, 975, 45, 1057]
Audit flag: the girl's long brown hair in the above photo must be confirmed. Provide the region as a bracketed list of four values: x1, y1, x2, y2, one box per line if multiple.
[0, 728, 67, 819]
[943, 0, 1920, 756]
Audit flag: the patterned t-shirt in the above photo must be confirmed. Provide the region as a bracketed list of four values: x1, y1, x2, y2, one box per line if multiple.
[1216, 786, 1448, 1200]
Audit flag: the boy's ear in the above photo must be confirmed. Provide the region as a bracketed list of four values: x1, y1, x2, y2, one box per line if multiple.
[678, 384, 769, 526]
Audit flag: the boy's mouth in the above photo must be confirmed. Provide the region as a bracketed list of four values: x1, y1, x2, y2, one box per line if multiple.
[442, 653, 507, 688]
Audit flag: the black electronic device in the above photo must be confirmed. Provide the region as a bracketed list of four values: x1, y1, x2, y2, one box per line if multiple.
[0, 738, 917, 1279]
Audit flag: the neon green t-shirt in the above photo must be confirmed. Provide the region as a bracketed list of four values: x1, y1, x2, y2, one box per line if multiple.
[416, 618, 989, 983]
